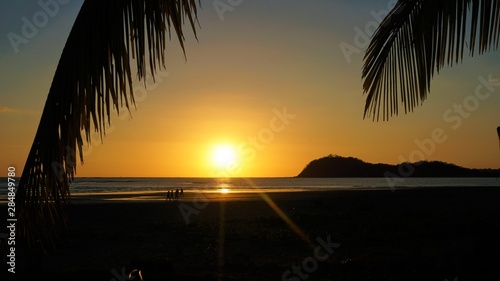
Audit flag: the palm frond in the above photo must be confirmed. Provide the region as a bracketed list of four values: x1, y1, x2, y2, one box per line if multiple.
[16, 0, 198, 250]
[497, 126, 500, 149]
[362, 0, 500, 121]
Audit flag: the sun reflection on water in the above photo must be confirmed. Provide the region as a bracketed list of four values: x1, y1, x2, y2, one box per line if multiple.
[216, 179, 232, 194]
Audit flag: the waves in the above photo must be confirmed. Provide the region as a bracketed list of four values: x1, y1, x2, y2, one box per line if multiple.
[67, 177, 500, 194]
[0, 177, 498, 195]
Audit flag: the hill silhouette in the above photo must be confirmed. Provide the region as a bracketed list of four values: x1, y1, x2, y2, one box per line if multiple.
[297, 154, 500, 178]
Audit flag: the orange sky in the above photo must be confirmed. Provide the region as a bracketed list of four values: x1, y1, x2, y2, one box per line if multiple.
[1, 1, 500, 177]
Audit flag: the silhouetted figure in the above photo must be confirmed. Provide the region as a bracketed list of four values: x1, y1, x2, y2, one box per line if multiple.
[180, 188, 184, 197]
[166, 190, 171, 201]
[175, 188, 179, 201]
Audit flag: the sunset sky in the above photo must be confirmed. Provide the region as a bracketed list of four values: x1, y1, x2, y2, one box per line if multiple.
[1, 0, 500, 178]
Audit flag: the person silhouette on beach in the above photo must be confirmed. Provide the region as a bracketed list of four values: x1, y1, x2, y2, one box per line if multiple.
[180, 188, 184, 197]
[175, 188, 179, 200]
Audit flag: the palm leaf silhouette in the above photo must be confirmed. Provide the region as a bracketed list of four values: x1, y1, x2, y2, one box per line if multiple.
[362, 0, 500, 121]
[497, 126, 500, 148]
[16, 0, 198, 250]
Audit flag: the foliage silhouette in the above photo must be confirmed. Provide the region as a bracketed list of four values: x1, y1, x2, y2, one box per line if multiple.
[297, 154, 500, 178]
[15, 0, 199, 251]
[363, 0, 500, 121]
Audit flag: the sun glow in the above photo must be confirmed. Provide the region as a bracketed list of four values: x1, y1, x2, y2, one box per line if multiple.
[212, 144, 237, 168]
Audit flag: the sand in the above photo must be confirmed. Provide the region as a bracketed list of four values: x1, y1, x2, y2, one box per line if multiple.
[2, 186, 500, 280]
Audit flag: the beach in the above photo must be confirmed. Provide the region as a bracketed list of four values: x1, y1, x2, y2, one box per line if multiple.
[3, 186, 500, 280]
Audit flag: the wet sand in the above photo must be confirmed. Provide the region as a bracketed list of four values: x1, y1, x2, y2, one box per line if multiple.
[3, 186, 500, 280]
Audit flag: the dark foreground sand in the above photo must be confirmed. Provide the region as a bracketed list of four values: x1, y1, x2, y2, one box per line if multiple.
[2, 187, 500, 280]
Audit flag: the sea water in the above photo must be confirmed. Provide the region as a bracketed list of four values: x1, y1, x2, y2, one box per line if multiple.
[2, 177, 498, 195]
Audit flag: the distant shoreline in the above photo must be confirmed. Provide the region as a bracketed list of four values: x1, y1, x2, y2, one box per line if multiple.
[297, 155, 500, 177]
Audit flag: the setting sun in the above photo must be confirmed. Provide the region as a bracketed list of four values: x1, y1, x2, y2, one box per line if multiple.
[212, 144, 237, 169]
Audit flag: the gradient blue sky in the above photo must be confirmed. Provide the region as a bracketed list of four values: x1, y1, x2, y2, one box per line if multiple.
[1, 0, 500, 177]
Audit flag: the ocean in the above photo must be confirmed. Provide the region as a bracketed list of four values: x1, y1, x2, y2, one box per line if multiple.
[2, 177, 499, 195]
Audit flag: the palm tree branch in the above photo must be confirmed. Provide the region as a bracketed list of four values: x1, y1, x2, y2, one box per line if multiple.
[362, 0, 500, 121]
[16, 0, 198, 249]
